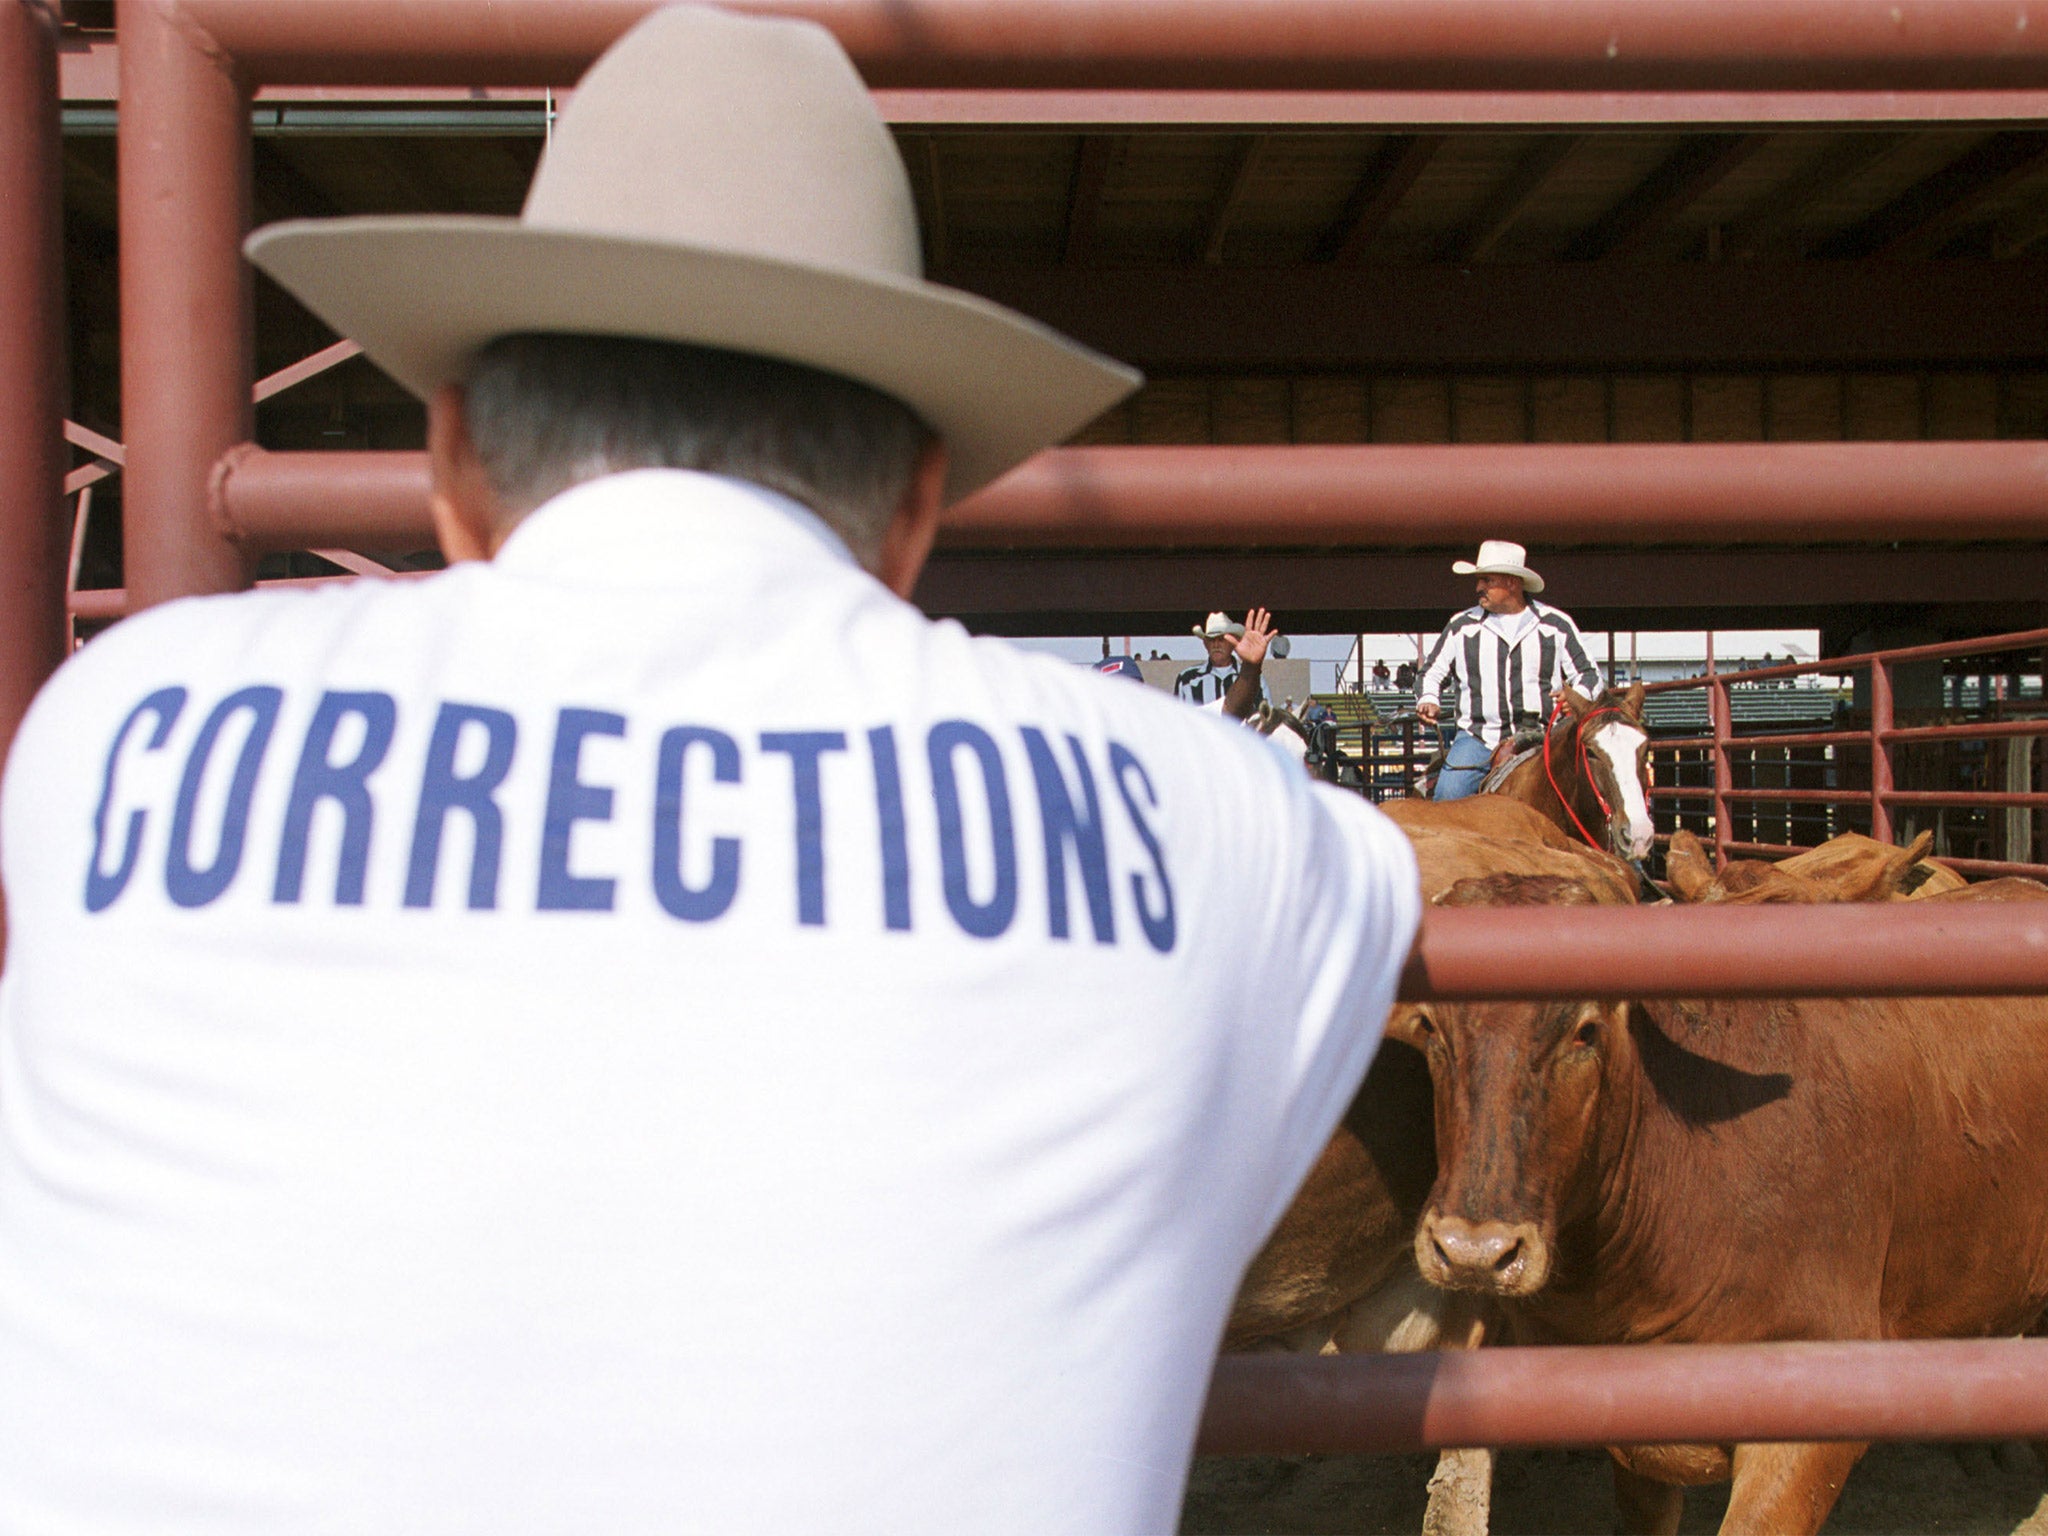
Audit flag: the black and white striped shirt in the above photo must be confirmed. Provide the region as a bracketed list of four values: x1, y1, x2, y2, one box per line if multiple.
[1415, 600, 1603, 747]
[1174, 661, 1263, 711]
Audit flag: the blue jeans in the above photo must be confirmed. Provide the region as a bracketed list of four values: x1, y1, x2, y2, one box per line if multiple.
[1433, 729, 1493, 802]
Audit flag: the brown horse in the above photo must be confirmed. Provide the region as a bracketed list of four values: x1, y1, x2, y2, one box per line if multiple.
[1394, 684, 1654, 863]
[1483, 683, 1653, 861]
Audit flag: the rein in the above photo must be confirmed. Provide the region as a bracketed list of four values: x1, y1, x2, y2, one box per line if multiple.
[1541, 697, 1630, 848]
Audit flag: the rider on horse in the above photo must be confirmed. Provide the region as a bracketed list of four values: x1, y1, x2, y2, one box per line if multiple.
[1414, 541, 1603, 801]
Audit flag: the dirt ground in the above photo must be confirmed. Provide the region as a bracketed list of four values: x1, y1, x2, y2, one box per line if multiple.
[1183, 1442, 2048, 1534]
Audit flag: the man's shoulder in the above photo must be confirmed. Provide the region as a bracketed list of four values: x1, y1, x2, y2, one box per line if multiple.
[19, 575, 458, 752]
[1442, 606, 1485, 632]
[1530, 598, 1580, 627]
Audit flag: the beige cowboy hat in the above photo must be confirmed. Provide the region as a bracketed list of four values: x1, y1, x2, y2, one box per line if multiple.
[1452, 539, 1545, 594]
[243, 5, 1141, 503]
[1192, 611, 1246, 639]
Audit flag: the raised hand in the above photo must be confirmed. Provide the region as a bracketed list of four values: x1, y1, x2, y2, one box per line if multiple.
[1233, 607, 1276, 667]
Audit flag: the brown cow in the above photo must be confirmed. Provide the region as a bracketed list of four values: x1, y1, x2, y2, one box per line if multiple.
[1228, 825, 1637, 1347]
[1409, 873, 2048, 1535]
[1224, 831, 1637, 1536]
[1665, 829, 1937, 905]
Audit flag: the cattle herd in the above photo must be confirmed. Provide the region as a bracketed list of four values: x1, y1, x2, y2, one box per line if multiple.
[1221, 792, 2048, 1536]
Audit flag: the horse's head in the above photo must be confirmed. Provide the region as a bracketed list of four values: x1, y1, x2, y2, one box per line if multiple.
[1556, 682, 1653, 862]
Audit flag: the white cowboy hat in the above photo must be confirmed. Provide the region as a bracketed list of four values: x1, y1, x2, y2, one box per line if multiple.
[1192, 611, 1246, 639]
[1452, 539, 1546, 594]
[243, 5, 1140, 504]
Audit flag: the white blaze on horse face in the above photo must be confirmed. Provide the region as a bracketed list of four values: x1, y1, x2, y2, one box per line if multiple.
[1590, 721, 1654, 859]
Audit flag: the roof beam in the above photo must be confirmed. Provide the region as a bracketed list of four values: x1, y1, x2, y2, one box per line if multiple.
[933, 259, 2048, 371]
[1565, 133, 1760, 261]
[1062, 134, 1120, 264]
[1437, 134, 1577, 265]
[1322, 133, 1444, 263]
[904, 135, 948, 268]
[1993, 196, 2048, 258]
[250, 137, 342, 222]
[1814, 131, 2048, 258]
[1198, 135, 1264, 263]
[1721, 133, 1904, 258]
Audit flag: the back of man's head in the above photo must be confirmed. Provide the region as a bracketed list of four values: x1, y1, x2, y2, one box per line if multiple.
[461, 332, 932, 564]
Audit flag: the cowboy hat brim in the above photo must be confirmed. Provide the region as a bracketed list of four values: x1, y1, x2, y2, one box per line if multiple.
[1451, 558, 1545, 594]
[246, 216, 1141, 504]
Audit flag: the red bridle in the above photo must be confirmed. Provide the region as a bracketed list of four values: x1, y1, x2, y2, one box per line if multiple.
[1541, 697, 1634, 849]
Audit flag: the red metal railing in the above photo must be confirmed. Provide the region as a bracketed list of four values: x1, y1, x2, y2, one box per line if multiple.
[1201, 1338, 2048, 1454]
[1644, 626, 2048, 878]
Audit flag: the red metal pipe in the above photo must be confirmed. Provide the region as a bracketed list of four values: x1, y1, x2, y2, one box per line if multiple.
[211, 446, 431, 553]
[1885, 789, 2048, 809]
[174, 1, 2048, 92]
[1657, 732, 1863, 750]
[61, 58, 2048, 128]
[1199, 1338, 2048, 1456]
[1885, 719, 2048, 744]
[119, 0, 256, 610]
[1644, 626, 2048, 690]
[1703, 844, 2048, 885]
[947, 441, 2048, 548]
[1701, 787, 1877, 804]
[1919, 855, 2048, 880]
[1707, 641, 1734, 868]
[67, 589, 126, 623]
[1702, 842, 2048, 886]
[213, 442, 2048, 556]
[1870, 657, 1896, 843]
[1399, 901, 2048, 1000]
[1646, 729, 2048, 753]
[0, 0, 71, 954]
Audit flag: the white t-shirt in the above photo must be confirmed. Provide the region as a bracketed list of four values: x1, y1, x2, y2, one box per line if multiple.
[0, 470, 1418, 1536]
[1481, 605, 1538, 646]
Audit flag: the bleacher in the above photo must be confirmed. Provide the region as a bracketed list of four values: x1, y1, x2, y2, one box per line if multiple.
[1316, 685, 1843, 735]
[1640, 686, 1840, 733]
[1308, 685, 1850, 800]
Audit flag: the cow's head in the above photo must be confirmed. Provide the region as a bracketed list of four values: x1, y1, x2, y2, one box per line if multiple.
[1411, 874, 1627, 1298]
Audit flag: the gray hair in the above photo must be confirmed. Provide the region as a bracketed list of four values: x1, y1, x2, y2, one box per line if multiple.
[460, 333, 933, 564]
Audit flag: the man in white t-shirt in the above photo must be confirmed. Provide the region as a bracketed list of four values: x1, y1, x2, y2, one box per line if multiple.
[0, 10, 1419, 1536]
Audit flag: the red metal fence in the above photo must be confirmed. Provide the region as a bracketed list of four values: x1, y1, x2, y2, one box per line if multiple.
[7, 0, 2048, 1464]
[1647, 626, 2048, 878]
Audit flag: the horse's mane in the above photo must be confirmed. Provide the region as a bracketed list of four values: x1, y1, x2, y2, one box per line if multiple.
[1554, 682, 1647, 733]
[1253, 702, 1309, 739]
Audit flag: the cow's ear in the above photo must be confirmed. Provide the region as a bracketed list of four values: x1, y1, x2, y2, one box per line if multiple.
[1383, 1004, 1430, 1047]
